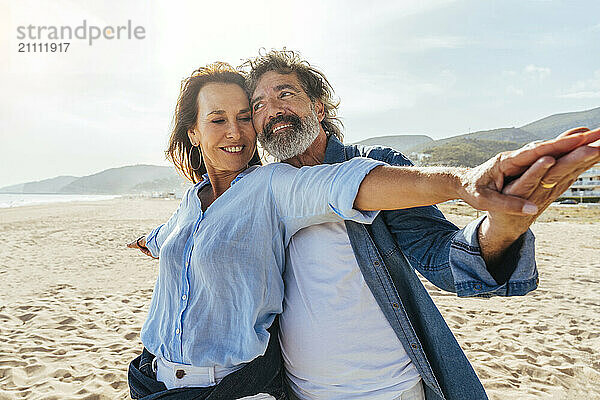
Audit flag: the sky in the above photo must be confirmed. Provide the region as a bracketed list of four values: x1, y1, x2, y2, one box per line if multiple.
[1, 0, 599, 187]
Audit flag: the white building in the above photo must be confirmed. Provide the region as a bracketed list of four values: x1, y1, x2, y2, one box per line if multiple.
[561, 163, 600, 200]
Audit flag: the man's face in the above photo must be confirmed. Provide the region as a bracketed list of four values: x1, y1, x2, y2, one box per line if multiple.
[251, 71, 323, 160]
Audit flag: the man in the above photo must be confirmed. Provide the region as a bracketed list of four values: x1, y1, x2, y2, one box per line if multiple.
[245, 49, 600, 400]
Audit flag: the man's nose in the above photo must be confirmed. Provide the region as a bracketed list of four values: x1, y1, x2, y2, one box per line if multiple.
[267, 110, 285, 125]
[266, 99, 286, 122]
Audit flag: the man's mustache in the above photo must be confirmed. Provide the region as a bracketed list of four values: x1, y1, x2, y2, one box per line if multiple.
[262, 114, 301, 137]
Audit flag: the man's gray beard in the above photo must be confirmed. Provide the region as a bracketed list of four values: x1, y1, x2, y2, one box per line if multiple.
[258, 112, 320, 161]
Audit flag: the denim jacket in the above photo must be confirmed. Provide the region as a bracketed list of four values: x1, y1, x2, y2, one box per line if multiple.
[323, 136, 538, 400]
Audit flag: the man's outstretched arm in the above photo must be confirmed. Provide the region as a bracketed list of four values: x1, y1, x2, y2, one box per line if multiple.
[479, 127, 600, 269]
[354, 127, 600, 218]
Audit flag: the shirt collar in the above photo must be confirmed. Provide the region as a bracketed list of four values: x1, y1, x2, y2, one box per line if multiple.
[197, 165, 261, 189]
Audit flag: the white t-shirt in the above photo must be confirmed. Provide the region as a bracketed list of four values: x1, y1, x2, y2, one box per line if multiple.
[280, 222, 422, 400]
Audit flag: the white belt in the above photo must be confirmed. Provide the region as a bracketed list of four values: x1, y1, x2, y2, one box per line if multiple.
[153, 356, 245, 389]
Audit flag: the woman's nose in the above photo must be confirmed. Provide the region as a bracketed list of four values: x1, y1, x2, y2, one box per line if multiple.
[227, 122, 242, 140]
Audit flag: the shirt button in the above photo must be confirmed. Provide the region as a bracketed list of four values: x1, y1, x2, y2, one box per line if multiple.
[392, 302, 399, 309]
[374, 261, 380, 266]
[182, 295, 187, 300]
[411, 342, 419, 349]
[474, 284, 482, 291]
[175, 328, 180, 335]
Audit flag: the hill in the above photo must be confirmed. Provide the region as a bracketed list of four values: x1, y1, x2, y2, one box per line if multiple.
[353, 135, 433, 153]
[0, 176, 79, 194]
[0, 165, 189, 195]
[353, 106, 599, 167]
[520, 106, 600, 140]
[59, 165, 188, 194]
[423, 139, 521, 167]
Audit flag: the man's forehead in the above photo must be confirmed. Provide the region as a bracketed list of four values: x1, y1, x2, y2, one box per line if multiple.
[253, 71, 301, 95]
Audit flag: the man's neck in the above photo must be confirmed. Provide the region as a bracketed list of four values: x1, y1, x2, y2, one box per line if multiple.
[283, 130, 328, 167]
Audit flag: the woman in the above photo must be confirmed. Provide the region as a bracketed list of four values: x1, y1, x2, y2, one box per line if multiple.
[126, 62, 543, 399]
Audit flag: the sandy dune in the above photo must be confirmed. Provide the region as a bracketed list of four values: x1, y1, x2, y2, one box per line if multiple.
[0, 199, 598, 399]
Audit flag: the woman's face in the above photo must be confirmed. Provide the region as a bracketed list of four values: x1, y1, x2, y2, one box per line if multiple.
[188, 83, 256, 176]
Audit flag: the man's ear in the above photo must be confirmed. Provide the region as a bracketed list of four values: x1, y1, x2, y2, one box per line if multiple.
[314, 100, 325, 122]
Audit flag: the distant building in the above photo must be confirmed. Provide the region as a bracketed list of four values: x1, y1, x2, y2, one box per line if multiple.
[562, 163, 600, 200]
[408, 152, 431, 165]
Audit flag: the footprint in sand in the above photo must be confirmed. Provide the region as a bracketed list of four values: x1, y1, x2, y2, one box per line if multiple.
[17, 313, 36, 323]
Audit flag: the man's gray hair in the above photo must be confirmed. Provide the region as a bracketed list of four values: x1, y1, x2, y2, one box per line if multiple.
[243, 48, 344, 141]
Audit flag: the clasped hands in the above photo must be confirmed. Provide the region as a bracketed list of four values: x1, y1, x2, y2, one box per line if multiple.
[459, 126, 600, 241]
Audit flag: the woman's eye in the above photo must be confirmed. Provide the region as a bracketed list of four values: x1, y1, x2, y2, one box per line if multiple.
[212, 119, 225, 124]
[253, 103, 263, 112]
[280, 91, 292, 98]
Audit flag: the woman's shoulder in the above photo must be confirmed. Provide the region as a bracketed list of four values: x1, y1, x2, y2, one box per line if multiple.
[240, 163, 301, 186]
[251, 162, 297, 175]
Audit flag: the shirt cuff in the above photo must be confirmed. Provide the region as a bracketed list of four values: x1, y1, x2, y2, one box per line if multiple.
[144, 223, 164, 258]
[327, 157, 385, 224]
[449, 215, 538, 297]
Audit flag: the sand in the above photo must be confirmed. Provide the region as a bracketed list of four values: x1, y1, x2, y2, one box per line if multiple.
[0, 198, 598, 399]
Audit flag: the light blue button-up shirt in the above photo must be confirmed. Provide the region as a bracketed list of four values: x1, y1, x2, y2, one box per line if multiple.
[141, 158, 384, 367]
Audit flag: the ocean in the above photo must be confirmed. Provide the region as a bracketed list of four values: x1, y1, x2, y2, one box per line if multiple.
[0, 193, 121, 208]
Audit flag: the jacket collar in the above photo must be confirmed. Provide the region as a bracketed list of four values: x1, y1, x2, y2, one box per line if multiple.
[323, 135, 349, 164]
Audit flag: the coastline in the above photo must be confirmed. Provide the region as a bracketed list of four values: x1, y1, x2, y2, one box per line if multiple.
[0, 193, 123, 209]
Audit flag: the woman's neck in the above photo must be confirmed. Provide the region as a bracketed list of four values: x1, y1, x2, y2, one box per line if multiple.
[202, 165, 248, 207]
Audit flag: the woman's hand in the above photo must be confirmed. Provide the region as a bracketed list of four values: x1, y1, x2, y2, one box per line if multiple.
[127, 236, 158, 259]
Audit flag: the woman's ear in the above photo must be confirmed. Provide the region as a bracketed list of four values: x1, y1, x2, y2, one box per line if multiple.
[187, 128, 198, 146]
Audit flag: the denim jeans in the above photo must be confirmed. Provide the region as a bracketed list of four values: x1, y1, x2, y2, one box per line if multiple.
[128, 318, 286, 400]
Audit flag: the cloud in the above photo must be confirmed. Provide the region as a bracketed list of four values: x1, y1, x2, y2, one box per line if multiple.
[506, 85, 524, 96]
[524, 64, 551, 80]
[560, 69, 600, 99]
[401, 36, 468, 52]
[559, 91, 600, 99]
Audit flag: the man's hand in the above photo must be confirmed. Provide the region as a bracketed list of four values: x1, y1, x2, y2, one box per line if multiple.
[478, 127, 600, 266]
[455, 127, 600, 217]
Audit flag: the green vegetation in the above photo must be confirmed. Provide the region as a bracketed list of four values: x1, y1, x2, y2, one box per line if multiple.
[421, 139, 521, 167]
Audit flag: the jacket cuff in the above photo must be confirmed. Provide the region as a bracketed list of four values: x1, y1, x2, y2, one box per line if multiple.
[450, 215, 538, 297]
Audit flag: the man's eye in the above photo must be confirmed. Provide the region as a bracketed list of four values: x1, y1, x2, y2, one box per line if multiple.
[212, 119, 225, 124]
[280, 91, 292, 98]
[253, 103, 263, 112]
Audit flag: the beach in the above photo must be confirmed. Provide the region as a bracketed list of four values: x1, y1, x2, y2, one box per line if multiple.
[0, 198, 598, 399]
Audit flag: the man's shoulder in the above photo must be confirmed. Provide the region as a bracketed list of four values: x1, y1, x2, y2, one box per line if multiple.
[343, 142, 414, 166]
